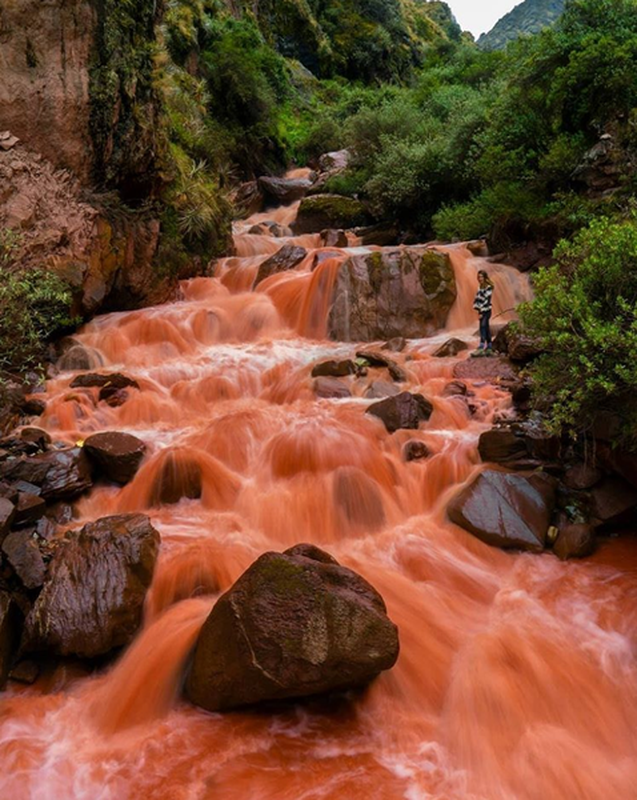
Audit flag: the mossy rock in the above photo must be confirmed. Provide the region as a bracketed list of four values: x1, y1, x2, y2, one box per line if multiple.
[292, 194, 369, 234]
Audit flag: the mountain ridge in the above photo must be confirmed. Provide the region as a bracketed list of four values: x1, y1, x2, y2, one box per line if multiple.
[477, 0, 565, 51]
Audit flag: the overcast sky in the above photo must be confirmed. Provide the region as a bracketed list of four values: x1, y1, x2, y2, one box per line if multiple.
[448, 1, 521, 37]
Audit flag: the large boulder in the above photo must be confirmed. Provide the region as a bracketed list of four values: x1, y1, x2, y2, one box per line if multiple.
[23, 514, 159, 658]
[0, 447, 92, 500]
[292, 194, 369, 234]
[448, 470, 556, 552]
[493, 322, 544, 363]
[355, 350, 406, 382]
[366, 392, 433, 433]
[255, 245, 308, 286]
[185, 544, 399, 712]
[328, 249, 456, 342]
[433, 338, 468, 358]
[478, 428, 537, 469]
[84, 431, 146, 484]
[311, 360, 356, 378]
[258, 176, 312, 206]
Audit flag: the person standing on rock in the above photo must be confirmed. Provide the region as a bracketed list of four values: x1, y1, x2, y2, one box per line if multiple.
[473, 270, 494, 355]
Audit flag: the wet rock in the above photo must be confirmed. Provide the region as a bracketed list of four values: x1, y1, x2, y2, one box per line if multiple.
[563, 463, 603, 491]
[448, 470, 556, 552]
[70, 372, 139, 391]
[493, 322, 544, 363]
[314, 377, 352, 399]
[329, 249, 456, 342]
[553, 524, 596, 561]
[478, 429, 529, 466]
[0, 498, 16, 540]
[20, 427, 51, 450]
[333, 467, 385, 531]
[255, 245, 308, 286]
[403, 441, 430, 461]
[311, 360, 356, 378]
[258, 176, 312, 206]
[353, 224, 399, 247]
[366, 392, 433, 434]
[590, 477, 637, 529]
[0, 591, 21, 689]
[9, 659, 39, 685]
[453, 355, 518, 383]
[320, 229, 348, 248]
[442, 380, 468, 397]
[21, 398, 47, 416]
[149, 453, 202, 506]
[14, 492, 46, 527]
[0, 447, 92, 501]
[84, 432, 146, 485]
[364, 380, 400, 400]
[292, 194, 369, 234]
[185, 545, 399, 712]
[433, 338, 468, 358]
[23, 514, 160, 658]
[595, 443, 637, 490]
[381, 337, 406, 353]
[2, 529, 46, 590]
[56, 345, 104, 372]
[356, 350, 407, 383]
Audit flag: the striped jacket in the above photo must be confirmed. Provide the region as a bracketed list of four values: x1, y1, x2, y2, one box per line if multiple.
[473, 284, 493, 315]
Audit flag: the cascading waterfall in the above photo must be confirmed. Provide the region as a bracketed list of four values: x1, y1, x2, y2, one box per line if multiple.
[1, 196, 636, 800]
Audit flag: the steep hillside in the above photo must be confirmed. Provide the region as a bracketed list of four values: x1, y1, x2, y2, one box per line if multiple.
[477, 0, 565, 50]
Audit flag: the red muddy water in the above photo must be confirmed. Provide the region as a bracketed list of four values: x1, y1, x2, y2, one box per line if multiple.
[2, 197, 636, 800]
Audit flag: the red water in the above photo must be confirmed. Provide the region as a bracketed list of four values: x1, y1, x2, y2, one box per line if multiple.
[2, 201, 636, 800]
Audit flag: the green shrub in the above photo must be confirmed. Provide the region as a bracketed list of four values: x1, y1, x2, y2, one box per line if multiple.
[0, 256, 76, 371]
[519, 217, 637, 446]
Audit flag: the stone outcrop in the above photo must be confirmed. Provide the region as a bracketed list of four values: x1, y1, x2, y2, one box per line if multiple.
[23, 514, 159, 658]
[185, 544, 399, 712]
[448, 470, 556, 552]
[328, 248, 456, 341]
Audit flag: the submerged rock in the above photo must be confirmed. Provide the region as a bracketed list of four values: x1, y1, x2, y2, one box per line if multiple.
[185, 545, 399, 712]
[255, 244, 308, 286]
[314, 377, 352, 399]
[366, 392, 433, 433]
[23, 514, 159, 658]
[328, 249, 456, 342]
[448, 470, 556, 552]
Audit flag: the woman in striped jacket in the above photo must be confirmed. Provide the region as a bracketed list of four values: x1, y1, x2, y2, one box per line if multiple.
[473, 270, 494, 353]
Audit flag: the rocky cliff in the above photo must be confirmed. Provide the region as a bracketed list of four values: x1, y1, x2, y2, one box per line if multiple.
[478, 0, 565, 51]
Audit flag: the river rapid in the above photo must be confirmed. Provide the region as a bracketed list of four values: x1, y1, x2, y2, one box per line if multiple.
[1, 198, 636, 800]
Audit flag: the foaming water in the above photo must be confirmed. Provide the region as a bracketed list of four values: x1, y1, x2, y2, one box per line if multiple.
[3, 193, 636, 799]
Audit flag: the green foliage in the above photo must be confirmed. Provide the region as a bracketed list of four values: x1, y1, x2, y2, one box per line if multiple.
[519, 218, 637, 446]
[0, 237, 76, 370]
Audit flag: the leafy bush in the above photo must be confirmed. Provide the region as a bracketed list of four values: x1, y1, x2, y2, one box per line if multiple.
[0, 238, 76, 370]
[519, 218, 637, 446]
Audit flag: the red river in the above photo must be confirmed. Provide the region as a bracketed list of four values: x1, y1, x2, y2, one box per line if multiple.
[1, 198, 636, 799]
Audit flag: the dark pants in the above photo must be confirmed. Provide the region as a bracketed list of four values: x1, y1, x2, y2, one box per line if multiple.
[479, 311, 492, 347]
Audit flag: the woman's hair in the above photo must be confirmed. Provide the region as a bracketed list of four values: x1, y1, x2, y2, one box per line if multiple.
[477, 270, 495, 288]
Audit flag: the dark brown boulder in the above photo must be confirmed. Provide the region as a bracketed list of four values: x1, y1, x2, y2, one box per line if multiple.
[13, 492, 46, 527]
[403, 441, 430, 461]
[84, 432, 146, 485]
[563, 463, 603, 491]
[0, 591, 21, 689]
[553, 524, 596, 561]
[185, 546, 399, 712]
[22, 398, 47, 416]
[23, 514, 160, 658]
[590, 478, 637, 529]
[2, 529, 46, 590]
[493, 322, 544, 363]
[20, 427, 51, 450]
[0, 448, 92, 501]
[255, 245, 308, 286]
[433, 338, 468, 358]
[311, 360, 356, 378]
[328, 249, 456, 342]
[448, 470, 556, 552]
[356, 350, 407, 383]
[478, 429, 529, 467]
[258, 176, 312, 206]
[314, 377, 352, 399]
[366, 392, 433, 434]
[70, 372, 139, 391]
[0, 498, 16, 541]
[453, 355, 518, 383]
